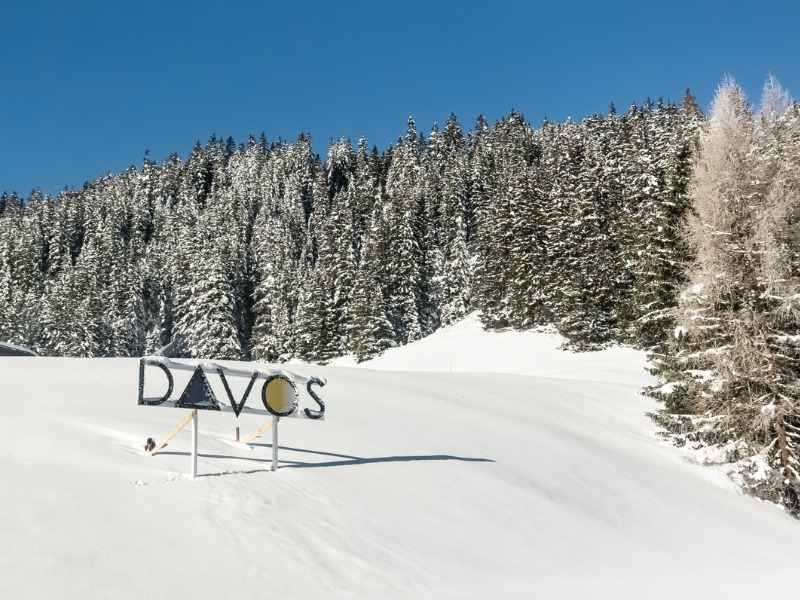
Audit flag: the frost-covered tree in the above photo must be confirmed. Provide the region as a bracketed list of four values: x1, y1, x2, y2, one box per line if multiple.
[627, 99, 698, 348]
[438, 115, 472, 325]
[651, 77, 800, 512]
[174, 207, 242, 359]
[348, 226, 395, 362]
[382, 119, 423, 344]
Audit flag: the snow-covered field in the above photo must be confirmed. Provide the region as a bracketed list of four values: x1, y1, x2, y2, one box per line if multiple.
[2, 314, 800, 599]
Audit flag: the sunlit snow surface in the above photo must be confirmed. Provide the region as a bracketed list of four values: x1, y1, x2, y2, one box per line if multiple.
[2, 313, 800, 599]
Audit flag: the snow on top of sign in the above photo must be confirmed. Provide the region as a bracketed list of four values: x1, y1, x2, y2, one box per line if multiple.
[146, 354, 322, 386]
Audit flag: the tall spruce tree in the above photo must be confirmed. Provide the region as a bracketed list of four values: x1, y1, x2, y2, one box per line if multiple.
[439, 114, 472, 325]
[382, 119, 423, 344]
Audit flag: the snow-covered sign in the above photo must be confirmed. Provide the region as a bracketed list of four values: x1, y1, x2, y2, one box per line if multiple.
[0, 341, 39, 357]
[137, 356, 326, 477]
[137, 356, 326, 419]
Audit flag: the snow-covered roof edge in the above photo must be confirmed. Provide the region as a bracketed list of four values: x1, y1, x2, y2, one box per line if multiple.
[0, 341, 39, 356]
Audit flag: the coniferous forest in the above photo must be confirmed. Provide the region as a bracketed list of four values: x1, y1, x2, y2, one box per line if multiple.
[2, 78, 800, 511]
[0, 96, 702, 361]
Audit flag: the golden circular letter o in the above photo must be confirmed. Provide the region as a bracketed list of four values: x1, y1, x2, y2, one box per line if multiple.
[262, 375, 299, 417]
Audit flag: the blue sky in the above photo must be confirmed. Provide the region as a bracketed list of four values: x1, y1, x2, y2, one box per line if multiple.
[2, 0, 798, 196]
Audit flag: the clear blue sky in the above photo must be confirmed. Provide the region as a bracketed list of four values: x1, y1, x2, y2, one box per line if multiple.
[2, 0, 798, 196]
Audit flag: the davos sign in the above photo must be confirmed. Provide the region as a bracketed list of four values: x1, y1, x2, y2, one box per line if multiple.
[138, 356, 327, 478]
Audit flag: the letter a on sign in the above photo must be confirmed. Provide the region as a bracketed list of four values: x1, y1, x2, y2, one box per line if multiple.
[175, 366, 221, 411]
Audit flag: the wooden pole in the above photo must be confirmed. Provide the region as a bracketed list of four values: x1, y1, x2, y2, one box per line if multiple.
[235, 426, 240, 442]
[151, 409, 197, 456]
[242, 420, 274, 445]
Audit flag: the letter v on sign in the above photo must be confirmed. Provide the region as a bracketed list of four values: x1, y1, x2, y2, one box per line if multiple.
[217, 368, 258, 417]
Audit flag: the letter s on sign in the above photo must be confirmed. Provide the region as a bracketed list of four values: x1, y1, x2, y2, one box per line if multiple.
[304, 377, 326, 419]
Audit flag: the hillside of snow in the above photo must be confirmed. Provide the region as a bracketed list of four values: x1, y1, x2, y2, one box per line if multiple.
[2, 314, 800, 599]
[330, 313, 654, 385]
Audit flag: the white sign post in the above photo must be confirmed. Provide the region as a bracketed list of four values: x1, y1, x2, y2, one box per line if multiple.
[272, 416, 279, 472]
[190, 410, 198, 480]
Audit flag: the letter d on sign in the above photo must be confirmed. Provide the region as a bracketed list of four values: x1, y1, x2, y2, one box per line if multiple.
[138, 358, 174, 406]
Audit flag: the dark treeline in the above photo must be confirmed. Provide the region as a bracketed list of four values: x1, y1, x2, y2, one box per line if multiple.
[0, 96, 702, 364]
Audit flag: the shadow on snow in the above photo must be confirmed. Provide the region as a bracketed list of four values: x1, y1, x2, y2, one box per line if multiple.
[158, 444, 494, 471]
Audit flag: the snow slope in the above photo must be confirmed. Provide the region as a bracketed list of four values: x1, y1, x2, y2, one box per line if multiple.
[2, 315, 799, 599]
[330, 312, 654, 385]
